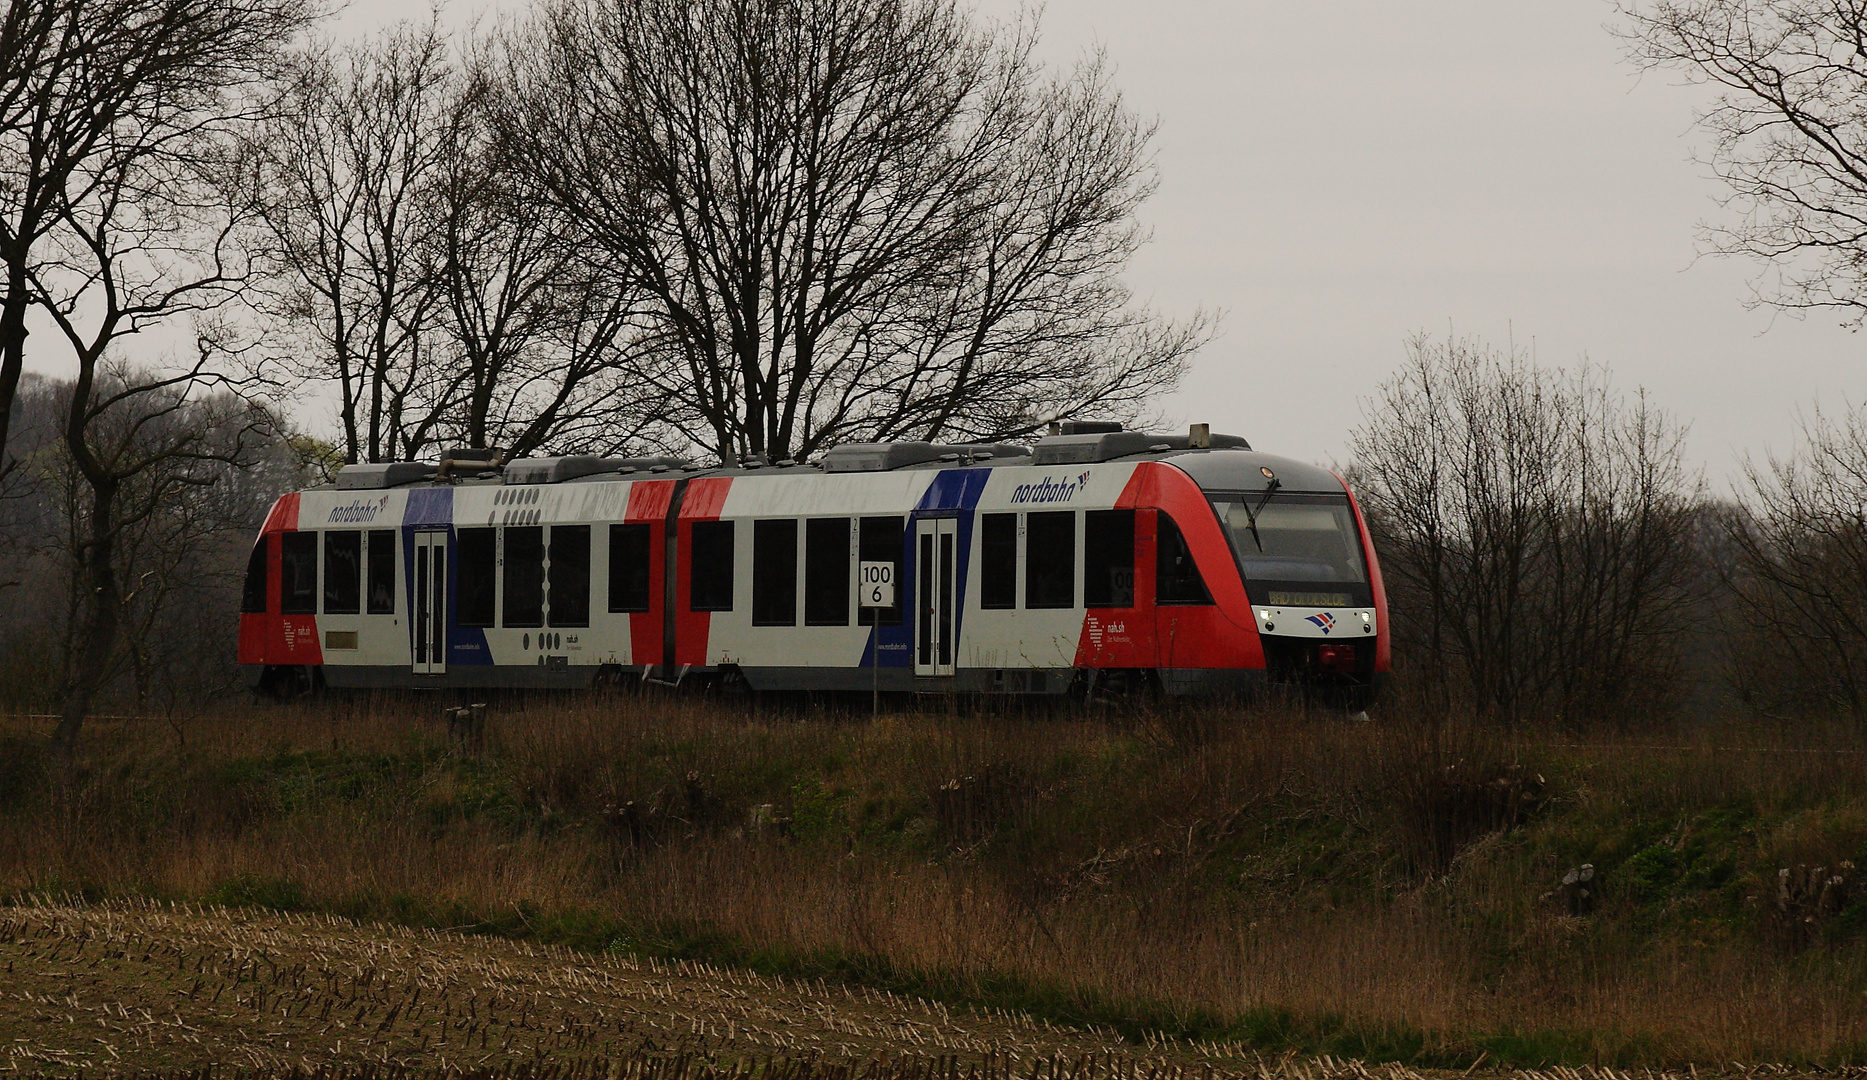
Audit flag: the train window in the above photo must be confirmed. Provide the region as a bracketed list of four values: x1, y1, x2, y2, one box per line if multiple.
[857, 516, 903, 626]
[548, 524, 591, 627]
[1211, 496, 1367, 589]
[323, 530, 362, 614]
[690, 520, 734, 611]
[504, 525, 545, 627]
[367, 530, 396, 614]
[804, 517, 850, 626]
[1156, 512, 1213, 605]
[280, 532, 318, 614]
[456, 527, 496, 627]
[1025, 512, 1075, 609]
[1084, 510, 1135, 608]
[241, 538, 268, 614]
[608, 523, 652, 612]
[979, 513, 1016, 609]
[752, 519, 798, 626]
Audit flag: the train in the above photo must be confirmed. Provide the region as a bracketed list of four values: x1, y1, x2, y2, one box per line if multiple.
[237, 422, 1390, 702]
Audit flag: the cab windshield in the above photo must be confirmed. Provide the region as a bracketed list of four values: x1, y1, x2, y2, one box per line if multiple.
[1209, 493, 1368, 607]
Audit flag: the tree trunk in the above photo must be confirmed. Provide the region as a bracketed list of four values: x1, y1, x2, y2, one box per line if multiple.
[53, 476, 120, 754]
[0, 264, 32, 472]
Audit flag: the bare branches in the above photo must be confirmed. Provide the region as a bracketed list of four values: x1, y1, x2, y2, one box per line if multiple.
[0, 0, 318, 478]
[246, 19, 459, 464]
[245, 19, 682, 464]
[498, 0, 1205, 464]
[0, 0, 317, 751]
[1721, 403, 1867, 716]
[1351, 333, 1703, 724]
[1621, 1, 1867, 319]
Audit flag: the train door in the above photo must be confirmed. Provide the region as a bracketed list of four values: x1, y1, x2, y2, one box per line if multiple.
[412, 530, 448, 676]
[914, 517, 957, 678]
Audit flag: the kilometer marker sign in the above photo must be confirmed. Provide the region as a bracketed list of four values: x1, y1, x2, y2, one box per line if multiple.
[859, 561, 895, 608]
[859, 560, 895, 715]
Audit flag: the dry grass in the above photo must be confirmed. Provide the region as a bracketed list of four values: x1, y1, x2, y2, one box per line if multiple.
[3, 695, 1867, 1067]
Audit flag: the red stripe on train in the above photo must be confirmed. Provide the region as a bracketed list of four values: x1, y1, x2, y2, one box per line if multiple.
[237, 493, 322, 667]
[1337, 472, 1390, 674]
[1072, 463, 1263, 671]
[624, 480, 676, 668]
[675, 477, 732, 667]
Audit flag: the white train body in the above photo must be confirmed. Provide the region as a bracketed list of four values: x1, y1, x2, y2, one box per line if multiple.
[238, 431, 1391, 698]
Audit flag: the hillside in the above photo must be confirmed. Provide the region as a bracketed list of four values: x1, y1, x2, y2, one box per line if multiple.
[3, 697, 1866, 1067]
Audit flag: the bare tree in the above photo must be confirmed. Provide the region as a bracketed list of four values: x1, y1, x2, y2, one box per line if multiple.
[0, 372, 298, 713]
[1352, 333, 1702, 724]
[498, 0, 1207, 464]
[11, 0, 315, 751]
[251, 21, 679, 463]
[1622, 1, 1867, 320]
[0, 0, 313, 479]
[43, 375, 275, 707]
[1720, 404, 1867, 719]
[432, 51, 677, 458]
[248, 20, 458, 465]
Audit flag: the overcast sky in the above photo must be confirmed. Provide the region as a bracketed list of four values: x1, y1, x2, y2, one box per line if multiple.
[290, 1, 1867, 482]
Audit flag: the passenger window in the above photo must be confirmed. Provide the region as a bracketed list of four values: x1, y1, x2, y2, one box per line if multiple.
[690, 520, 734, 611]
[857, 516, 903, 626]
[752, 519, 798, 626]
[503, 525, 545, 627]
[979, 513, 1016, 609]
[805, 517, 850, 626]
[241, 538, 269, 614]
[323, 530, 362, 614]
[1024, 512, 1075, 609]
[548, 524, 591, 627]
[456, 527, 496, 627]
[1156, 512, 1213, 605]
[1084, 510, 1135, 608]
[280, 532, 318, 614]
[367, 530, 396, 614]
[608, 523, 652, 612]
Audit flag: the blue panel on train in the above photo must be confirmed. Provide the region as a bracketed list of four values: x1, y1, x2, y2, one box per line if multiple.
[405, 488, 453, 526]
[862, 468, 992, 667]
[915, 468, 991, 513]
[396, 488, 493, 666]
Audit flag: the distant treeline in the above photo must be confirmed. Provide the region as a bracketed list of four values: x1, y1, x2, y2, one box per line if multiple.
[1353, 334, 1867, 727]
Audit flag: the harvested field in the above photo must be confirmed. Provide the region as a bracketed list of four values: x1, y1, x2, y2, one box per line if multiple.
[1, 902, 1854, 1080]
[0, 899, 1189, 1074]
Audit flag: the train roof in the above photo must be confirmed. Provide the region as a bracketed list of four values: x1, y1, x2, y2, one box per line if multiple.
[318, 424, 1345, 495]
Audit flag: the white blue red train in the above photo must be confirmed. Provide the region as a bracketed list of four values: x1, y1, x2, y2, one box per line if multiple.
[237, 423, 1390, 701]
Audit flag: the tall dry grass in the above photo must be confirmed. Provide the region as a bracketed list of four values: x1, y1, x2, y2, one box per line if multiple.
[4, 694, 1867, 1065]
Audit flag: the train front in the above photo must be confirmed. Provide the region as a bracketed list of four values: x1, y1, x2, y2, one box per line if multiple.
[1170, 452, 1390, 705]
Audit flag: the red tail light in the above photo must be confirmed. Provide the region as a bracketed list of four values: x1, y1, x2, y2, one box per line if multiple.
[1317, 643, 1357, 674]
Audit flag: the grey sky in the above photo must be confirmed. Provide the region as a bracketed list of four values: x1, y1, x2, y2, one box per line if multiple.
[973, 0, 1859, 483]
[216, 1, 1867, 480]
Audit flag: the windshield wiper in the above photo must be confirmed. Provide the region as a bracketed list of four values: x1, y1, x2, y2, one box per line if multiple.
[1240, 478, 1281, 552]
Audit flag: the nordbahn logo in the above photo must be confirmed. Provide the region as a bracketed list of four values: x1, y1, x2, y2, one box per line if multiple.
[1306, 613, 1335, 634]
[328, 495, 390, 524]
[1011, 470, 1091, 505]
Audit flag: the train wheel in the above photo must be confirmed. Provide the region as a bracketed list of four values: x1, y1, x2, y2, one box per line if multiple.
[255, 665, 314, 701]
[1090, 668, 1159, 713]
